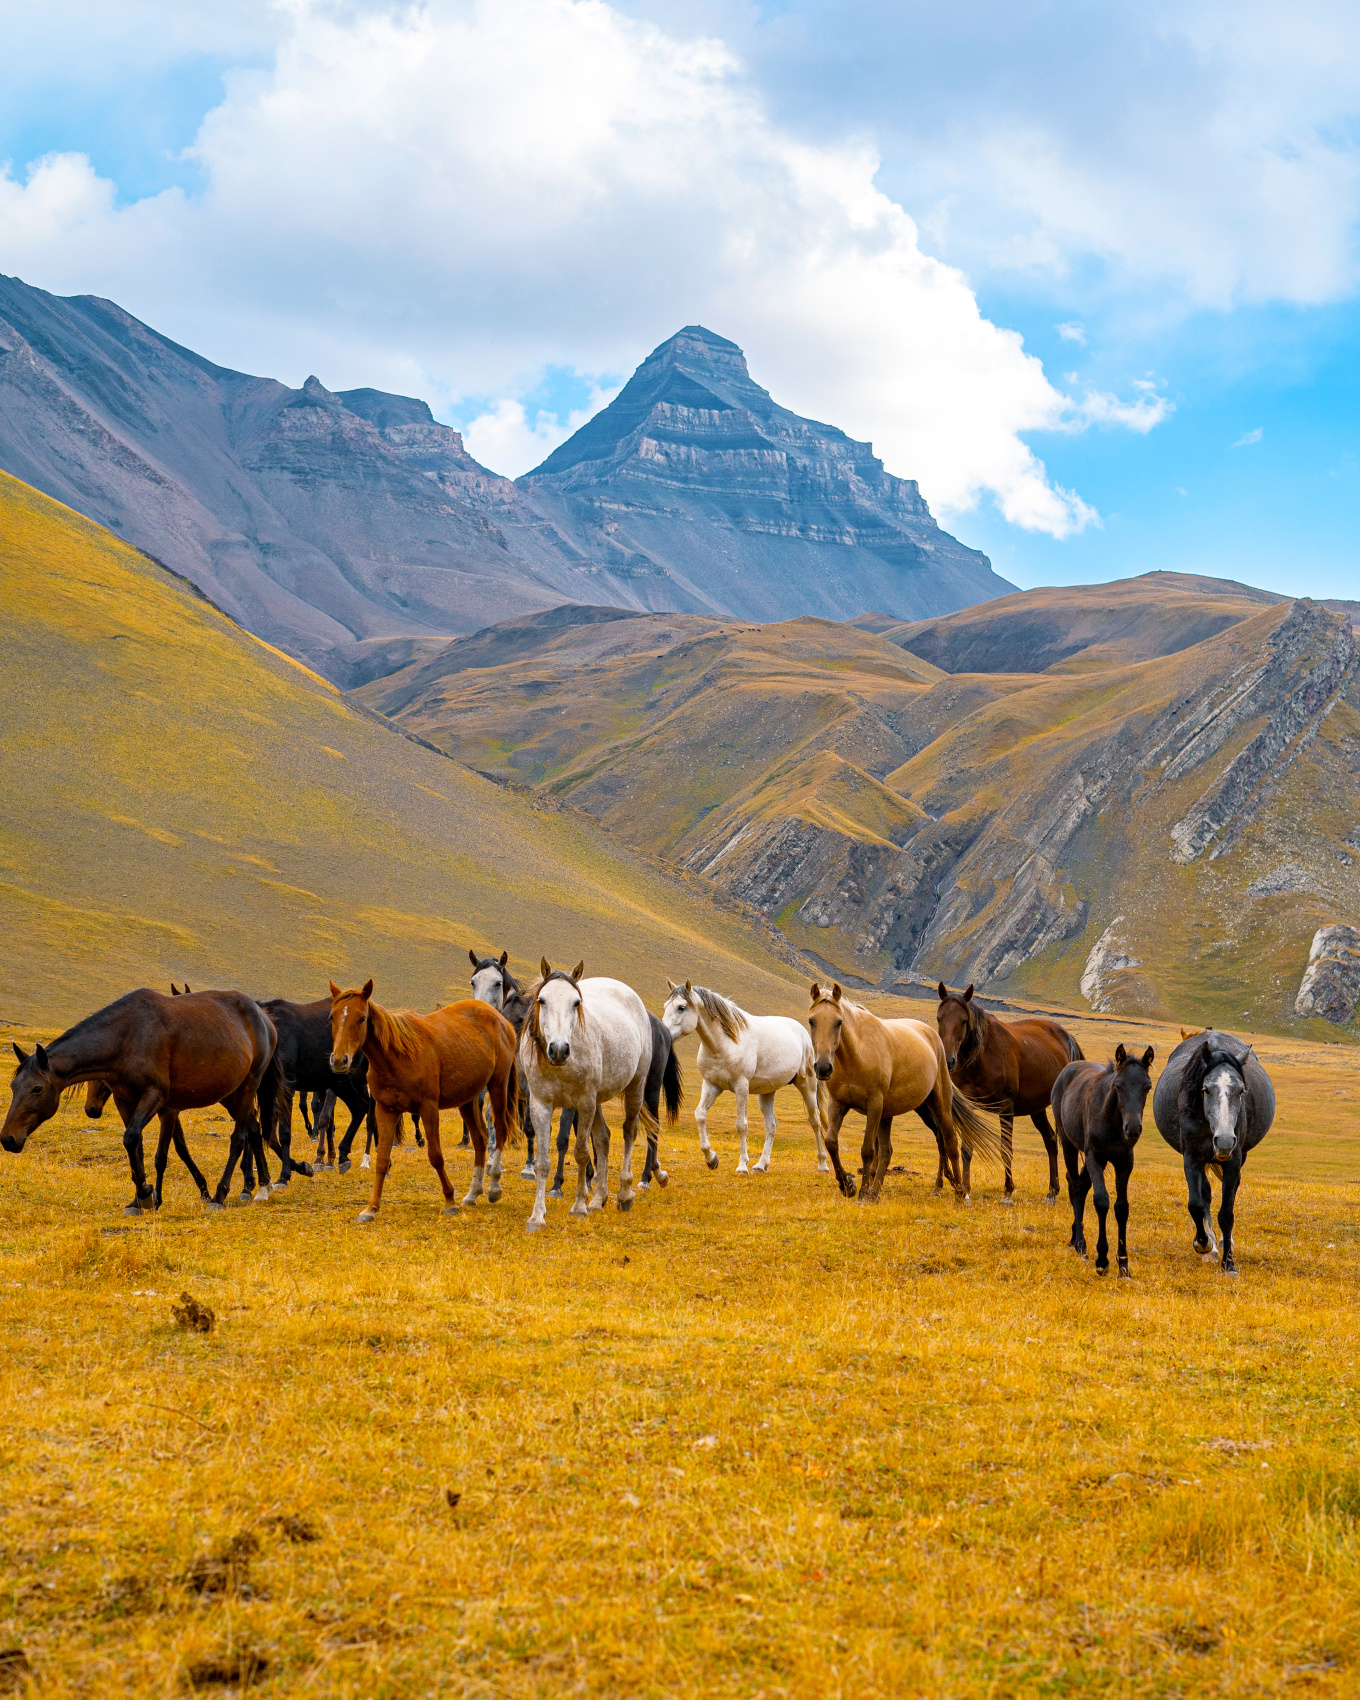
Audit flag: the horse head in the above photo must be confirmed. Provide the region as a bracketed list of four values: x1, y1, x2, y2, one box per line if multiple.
[84, 1078, 113, 1120]
[1112, 1043, 1155, 1142]
[1198, 1041, 1247, 1158]
[807, 982, 846, 1081]
[328, 979, 374, 1074]
[532, 960, 585, 1066]
[469, 949, 510, 1010]
[935, 982, 976, 1071]
[661, 978, 698, 1042]
[3, 1043, 61, 1152]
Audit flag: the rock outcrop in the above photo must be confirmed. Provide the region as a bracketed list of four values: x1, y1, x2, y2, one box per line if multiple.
[1294, 926, 1360, 1023]
[1080, 919, 1143, 1012]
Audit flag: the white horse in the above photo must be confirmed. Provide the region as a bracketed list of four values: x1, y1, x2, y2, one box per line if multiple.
[520, 959, 657, 1233]
[661, 980, 829, 1175]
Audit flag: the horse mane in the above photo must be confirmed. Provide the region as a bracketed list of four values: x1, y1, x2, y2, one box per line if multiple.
[524, 971, 584, 1060]
[956, 996, 990, 1066]
[692, 986, 748, 1041]
[363, 999, 426, 1064]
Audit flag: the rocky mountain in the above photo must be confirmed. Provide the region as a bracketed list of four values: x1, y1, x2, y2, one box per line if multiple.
[0, 276, 1009, 680]
[518, 326, 1014, 623]
[359, 579, 1360, 1038]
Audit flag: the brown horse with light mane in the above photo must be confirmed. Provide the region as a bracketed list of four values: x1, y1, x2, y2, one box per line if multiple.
[328, 980, 519, 1223]
[807, 983, 1003, 1202]
[935, 983, 1082, 1203]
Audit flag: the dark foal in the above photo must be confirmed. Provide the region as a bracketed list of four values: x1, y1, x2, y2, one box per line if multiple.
[936, 983, 1081, 1202]
[1051, 1044, 1154, 1278]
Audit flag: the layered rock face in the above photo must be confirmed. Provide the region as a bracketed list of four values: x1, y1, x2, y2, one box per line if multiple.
[0, 279, 1008, 677]
[520, 326, 1012, 623]
[1295, 927, 1360, 1023]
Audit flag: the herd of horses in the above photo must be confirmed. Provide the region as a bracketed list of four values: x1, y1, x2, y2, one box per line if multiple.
[1, 951, 1275, 1274]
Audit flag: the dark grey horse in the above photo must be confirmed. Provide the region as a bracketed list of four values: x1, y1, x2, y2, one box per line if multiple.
[1153, 1029, 1275, 1275]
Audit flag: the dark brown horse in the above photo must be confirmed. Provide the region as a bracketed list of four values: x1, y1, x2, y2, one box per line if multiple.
[328, 980, 520, 1222]
[1051, 1044, 1154, 1278]
[936, 983, 1082, 1203]
[3, 989, 280, 1212]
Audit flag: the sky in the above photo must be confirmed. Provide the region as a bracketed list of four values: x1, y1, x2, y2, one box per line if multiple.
[1, 0, 1357, 597]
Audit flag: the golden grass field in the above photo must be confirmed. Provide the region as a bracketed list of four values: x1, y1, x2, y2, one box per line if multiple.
[2, 1002, 1358, 1698]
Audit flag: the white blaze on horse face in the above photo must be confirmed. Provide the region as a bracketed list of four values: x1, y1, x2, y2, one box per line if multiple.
[661, 990, 697, 1041]
[1205, 1067, 1240, 1156]
[538, 979, 581, 1065]
[330, 1003, 362, 1072]
[471, 966, 504, 1009]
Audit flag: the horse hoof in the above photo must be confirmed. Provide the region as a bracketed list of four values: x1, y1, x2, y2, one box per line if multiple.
[1043, 1194, 1058, 1206]
[1096, 1264, 1109, 1276]
[656, 1169, 669, 1188]
[443, 1204, 460, 1215]
[736, 1163, 749, 1176]
[487, 1187, 502, 1205]
[253, 1188, 271, 1203]
[569, 1202, 589, 1219]
[203, 1198, 225, 1212]
[753, 1161, 770, 1175]
[360, 1155, 371, 1170]
[1000, 1196, 1015, 1207]
[587, 1198, 606, 1214]
[1222, 1265, 1239, 1277]
[817, 1162, 830, 1174]
[520, 1163, 536, 1180]
[298, 1162, 315, 1178]
[357, 1208, 377, 1224]
[639, 1177, 650, 1190]
[526, 1218, 545, 1235]
[1119, 1268, 1132, 1280]
[122, 1202, 142, 1217]
[338, 1158, 351, 1173]
[616, 1194, 633, 1212]
[548, 1184, 564, 1199]
[705, 1152, 719, 1171]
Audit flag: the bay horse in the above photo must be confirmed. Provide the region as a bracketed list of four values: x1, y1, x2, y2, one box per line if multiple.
[520, 960, 657, 1232]
[661, 981, 827, 1175]
[3, 989, 279, 1211]
[935, 983, 1082, 1202]
[1051, 1045, 1154, 1278]
[327, 980, 519, 1222]
[807, 983, 1002, 1202]
[551, 1012, 681, 1197]
[1153, 1029, 1275, 1275]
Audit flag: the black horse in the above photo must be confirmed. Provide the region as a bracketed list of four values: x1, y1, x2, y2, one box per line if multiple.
[242, 997, 376, 1188]
[1051, 1044, 1155, 1279]
[549, 1013, 682, 1198]
[1152, 1029, 1274, 1275]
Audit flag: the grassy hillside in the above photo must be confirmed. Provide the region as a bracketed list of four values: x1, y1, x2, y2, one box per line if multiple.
[0, 472, 804, 1027]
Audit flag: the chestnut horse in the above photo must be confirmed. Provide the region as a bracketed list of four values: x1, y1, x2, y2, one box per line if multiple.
[807, 983, 1003, 1202]
[328, 980, 519, 1223]
[3, 989, 279, 1211]
[935, 983, 1082, 1203]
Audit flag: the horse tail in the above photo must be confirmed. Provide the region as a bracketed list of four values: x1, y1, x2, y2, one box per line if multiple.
[662, 1045, 684, 1125]
[948, 1084, 1007, 1169]
[637, 1099, 661, 1150]
[500, 1054, 522, 1148]
[257, 1045, 286, 1148]
[1065, 1029, 1084, 1063]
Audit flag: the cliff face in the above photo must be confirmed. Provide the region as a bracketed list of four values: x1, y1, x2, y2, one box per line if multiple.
[519, 326, 1013, 623]
[0, 281, 1009, 678]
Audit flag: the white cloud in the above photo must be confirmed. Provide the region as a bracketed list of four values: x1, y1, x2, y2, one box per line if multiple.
[460, 387, 617, 475]
[1232, 427, 1264, 448]
[1067, 387, 1171, 434]
[1056, 320, 1087, 343]
[0, 0, 1168, 534]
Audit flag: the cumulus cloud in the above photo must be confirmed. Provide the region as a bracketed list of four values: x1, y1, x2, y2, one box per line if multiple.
[0, 0, 1167, 534]
[1233, 427, 1265, 448]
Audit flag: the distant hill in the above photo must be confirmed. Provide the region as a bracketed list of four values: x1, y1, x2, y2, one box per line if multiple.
[363, 580, 1360, 1036]
[0, 277, 1010, 682]
[0, 471, 804, 1027]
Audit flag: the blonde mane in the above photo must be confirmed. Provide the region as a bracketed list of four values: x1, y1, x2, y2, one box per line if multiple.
[693, 986, 748, 1041]
[343, 994, 425, 1064]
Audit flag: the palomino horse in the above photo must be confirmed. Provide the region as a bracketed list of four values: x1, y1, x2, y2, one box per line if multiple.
[935, 983, 1082, 1202]
[520, 960, 657, 1232]
[3, 989, 279, 1211]
[807, 983, 1001, 1202]
[661, 981, 828, 1175]
[1052, 1045, 1154, 1278]
[328, 980, 519, 1223]
[1153, 1029, 1275, 1275]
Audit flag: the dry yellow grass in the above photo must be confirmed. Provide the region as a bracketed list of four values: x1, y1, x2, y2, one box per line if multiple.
[2, 1006, 1358, 1697]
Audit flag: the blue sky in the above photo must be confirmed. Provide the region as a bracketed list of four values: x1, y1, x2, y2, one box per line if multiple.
[1, 0, 1357, 598]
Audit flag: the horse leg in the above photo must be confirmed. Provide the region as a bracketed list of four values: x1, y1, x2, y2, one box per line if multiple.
[117, 1088, 163, 1215]
[798, 1072, 830, 1173]
[246, 1103, 273, 1202]
[1064, 1140, 1089, 1257]
[1217, 1158, 1243, 1275]
[617, 1081, 643, 1212]
[753, 1093, 777, 1173]
[335, 1085, 366, 1172]
[418, 1100, 456, 1212]
[1032, 1106, 1060, 1203]
[571, 1100, 598, 1219]
[823, 1098, 856, 1199]
[1000, 1106, 1015, 1203]
[1183, 1151, 1216, 1256]
[695, 1079, 721, 1171]
[550, 1109, 573, 1198]
[857, 1094, 884, 1203]
[926, 1087, 965, 1202]
[357, 1105, 401, 1223]
[1088, 1153, 1112, 1273]
[520, 1079, 536, 1181]
[462, 1101, 488, 1208]
[526, 1097, 553, 1233]
[485, 1074, 510, 1204]
[588, 1105, 612, 1213]
[734, 1078, 752, 1176]
[152, 1112, 175, 1210]
[170, 1116, 211, 1202]
[869, 1116, 894, 1200]
[1113, 1153, 1134, 1279]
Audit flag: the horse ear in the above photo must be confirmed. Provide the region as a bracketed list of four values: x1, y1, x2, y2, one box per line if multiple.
[937, 981, 947, 1000]
[328, 980, 341, 999]
[12, 1043, 28, 1065]
[963, 984, 974, 1002]
[809, 982, 821, 1002]
[683, 978, 692, 996]
[499, 951, 508, 969]
[361, 979, 374, 999]
[468, 949, 480, 968]
[831, 983, 843, 1003]
[34, 1043, 48, 1072]
[1142, 1046, 1155, 1067]
[571, 961, 584, 984]
[540, 957, 552, 979]
[1115, 1043, 1127, 1066]
[1179, 1027, 1189, 1039]
[1199, 1039, 1213, 1064]
[667, 978, 678, 993]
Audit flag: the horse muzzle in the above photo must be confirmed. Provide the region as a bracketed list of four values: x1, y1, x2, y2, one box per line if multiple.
[546, 1042, 571, 1066]
[1, 1132, 25, 1154]
[946, 1052, 958, 1071]
[1213, 1133, 1237, 1158]
[814, 1060, 833, 1081]
[85, 1105, 104, 1120]
[329, 1052, 352, 1074]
